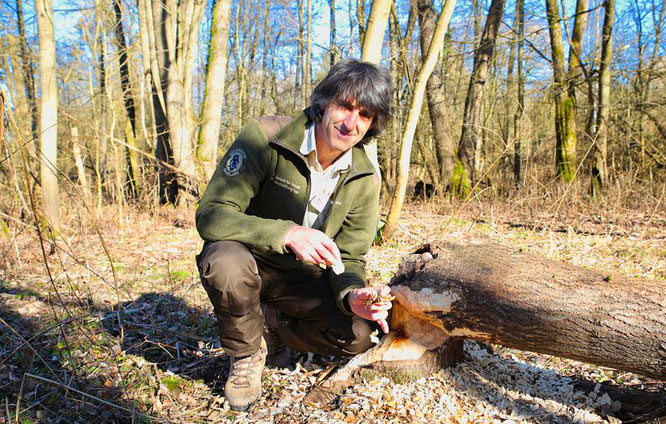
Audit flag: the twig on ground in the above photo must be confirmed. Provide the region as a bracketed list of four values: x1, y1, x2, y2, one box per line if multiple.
[24, 373, 154, 421]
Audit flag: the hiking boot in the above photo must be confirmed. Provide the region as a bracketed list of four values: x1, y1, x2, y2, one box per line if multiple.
[224, 337, 267, 411]
[262, 305, 291, 368]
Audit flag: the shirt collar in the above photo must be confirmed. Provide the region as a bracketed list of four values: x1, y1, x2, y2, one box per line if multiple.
[299, 123, 352, 172]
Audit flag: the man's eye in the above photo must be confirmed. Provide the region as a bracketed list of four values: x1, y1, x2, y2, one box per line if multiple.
[360, 110, 373, 119]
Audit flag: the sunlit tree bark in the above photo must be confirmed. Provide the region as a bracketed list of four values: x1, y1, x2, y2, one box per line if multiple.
[112, 0, 140, 198]
[417, 0, 456, 193]
[361, 0, 392, 174]
[329, 0, 337, 66]
[592, 0, 615, 194]
[383, 0, 457, 240]
[141, 0, 205, 204]
[16, 0, 38, 143]
[545, 0, 589, 182]
[455, 0, 506, 194]
[35, 0, 59, 225]
[513, 0, 525, 186]
[361, 0, 391, 64]
[197, 0, 232, 182]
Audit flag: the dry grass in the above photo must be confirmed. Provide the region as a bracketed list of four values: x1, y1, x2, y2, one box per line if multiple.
[0, 186, 664, 422]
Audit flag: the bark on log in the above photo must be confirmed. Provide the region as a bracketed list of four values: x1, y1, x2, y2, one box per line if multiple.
[390, 242, 666, 380]
[306, 241, 665, 413]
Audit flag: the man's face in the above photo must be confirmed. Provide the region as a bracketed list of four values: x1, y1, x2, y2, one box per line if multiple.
[316, 98, 374, 156]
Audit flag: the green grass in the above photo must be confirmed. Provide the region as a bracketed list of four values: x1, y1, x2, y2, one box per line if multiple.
[161, 375, 185, 392]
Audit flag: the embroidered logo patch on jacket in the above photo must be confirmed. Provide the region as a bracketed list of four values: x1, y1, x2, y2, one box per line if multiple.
[223, 149, 247, 177]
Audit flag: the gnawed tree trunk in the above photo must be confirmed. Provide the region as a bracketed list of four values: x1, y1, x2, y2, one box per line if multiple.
[307, 242, 666, 415]
[386, 242, 666, 380]
[455, 0, 506, 195]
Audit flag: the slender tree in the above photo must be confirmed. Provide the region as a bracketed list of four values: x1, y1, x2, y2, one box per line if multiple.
[361, 0, 391, 64]
[545, 0, 589, 181]
[417, 0, 456, 193]
[141, 0, 205, 204]
[383, 0, 458, 240]
[35, 0, 59, 225]
[592, 0, 615, 194]
[455, 0, 507, 193]
[112, 0, 140, 198]
[513, 0, 525, 186]
[197, 0, 232, 182]
[361, 0, 392, 173]
[330, 0, 337, 66]
[15, 0, 38, 143]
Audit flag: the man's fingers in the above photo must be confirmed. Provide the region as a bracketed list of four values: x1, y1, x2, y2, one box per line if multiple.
[368, 302, 392, 312]
[313, 243, 337, 266]
[378, 319, 389, 334]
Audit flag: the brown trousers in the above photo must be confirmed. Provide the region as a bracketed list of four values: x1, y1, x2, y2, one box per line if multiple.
[196, 241, 376, 358]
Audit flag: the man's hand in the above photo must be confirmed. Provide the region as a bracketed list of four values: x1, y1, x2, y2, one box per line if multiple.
[348, 286, 393, 334]
[284, 225, 342, 267]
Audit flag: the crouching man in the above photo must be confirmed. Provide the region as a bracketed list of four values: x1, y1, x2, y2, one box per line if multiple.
[195, 59, 393, 411]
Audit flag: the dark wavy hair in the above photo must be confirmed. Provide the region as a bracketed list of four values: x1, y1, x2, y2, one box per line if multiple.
[307, 59, 392, 144]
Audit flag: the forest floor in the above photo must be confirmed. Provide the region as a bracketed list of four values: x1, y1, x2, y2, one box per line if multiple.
[1, 196, 665, 423]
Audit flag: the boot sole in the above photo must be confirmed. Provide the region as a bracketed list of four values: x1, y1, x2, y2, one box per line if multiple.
[228, 395, 260, 412]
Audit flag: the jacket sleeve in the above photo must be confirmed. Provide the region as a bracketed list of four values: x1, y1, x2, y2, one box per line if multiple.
[328, 172, 381, 315]
[195, 119, 296, 253]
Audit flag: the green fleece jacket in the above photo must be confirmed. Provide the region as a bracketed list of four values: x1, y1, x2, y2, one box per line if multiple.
[195, 111, 380, 314]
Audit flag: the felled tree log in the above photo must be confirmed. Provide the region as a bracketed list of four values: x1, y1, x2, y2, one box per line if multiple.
[390, 242, 666, 380]
[306, 241, 666, 408]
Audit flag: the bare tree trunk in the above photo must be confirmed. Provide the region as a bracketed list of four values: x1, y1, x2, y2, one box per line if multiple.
[35, 0, 60, 226]
[417, 0, 456, 194]
[259, 0, 271, 116]
[383, 0, 457, 240]
[112, 0, 140, 198]
[305, 0, 312, 104]
[296, 0, 304, 108]
[15, 0, 38, 143]
[361, 0, 391, 64]
[143, 0, 204, 204]
[455, 0, 506, 194]
[197, 0, 232, 183]
[329, 0, 337, 67]
[513, 0, 524, 187]
[71, 127, 92, 200]
[502, 0, 519, 177]
[361, 0, 392, 175]
[357, 0, 367, 46]
[95, 4, 109, 210]
[546, 0, 588, 182]
[592, 0, 615, 195]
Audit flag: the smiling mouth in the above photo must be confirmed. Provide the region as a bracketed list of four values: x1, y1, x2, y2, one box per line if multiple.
[335, 126, 355, 138]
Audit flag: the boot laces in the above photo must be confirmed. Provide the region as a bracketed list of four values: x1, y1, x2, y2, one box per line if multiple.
[229, 347, 265, 388]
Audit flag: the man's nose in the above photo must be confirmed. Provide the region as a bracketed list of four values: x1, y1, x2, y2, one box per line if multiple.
[342, 110, 359, 130]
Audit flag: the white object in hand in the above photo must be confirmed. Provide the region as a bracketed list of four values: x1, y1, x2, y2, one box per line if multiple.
[332, 261, 345, 275]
